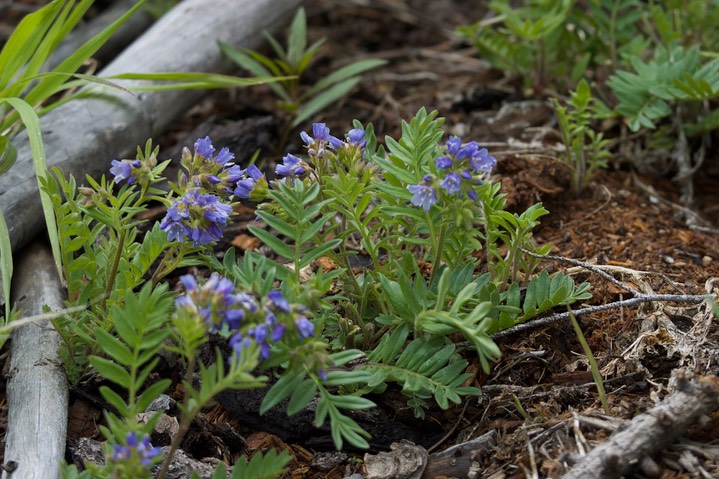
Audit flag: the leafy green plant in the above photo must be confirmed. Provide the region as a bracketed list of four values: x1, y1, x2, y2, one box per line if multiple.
[42, 107, 592, 476]
[247, 109, 591, 417]
[219, 7, 385, 144]
[607, 45, 719, 132]
[553, 79, 611, 193]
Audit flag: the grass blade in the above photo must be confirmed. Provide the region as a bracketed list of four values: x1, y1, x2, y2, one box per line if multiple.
[0, 97, 61, 280]
[0, 208, 12, 320]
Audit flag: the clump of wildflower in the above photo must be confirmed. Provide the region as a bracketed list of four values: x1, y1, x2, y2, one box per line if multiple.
[180, 136, 242, 199]
[407, 175, 437, 211]
[110, 431, 162, 467]
[407, 136, 496, 210]
[229, 289, 317, 361]
[110, 159, 143, 185]
[160, 190, 232, 246]
[175, 273, 257, 332]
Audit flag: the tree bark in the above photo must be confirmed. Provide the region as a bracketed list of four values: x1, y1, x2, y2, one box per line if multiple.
[0, 0, 305, 253]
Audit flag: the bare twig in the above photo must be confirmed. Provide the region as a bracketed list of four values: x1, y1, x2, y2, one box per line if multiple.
[562, 372, 719, 479]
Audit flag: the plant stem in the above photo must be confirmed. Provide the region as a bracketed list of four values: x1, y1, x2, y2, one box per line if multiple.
[102, 229, 125, 310]
[156, 355, 196, 479]
[428, 222, 446, 287]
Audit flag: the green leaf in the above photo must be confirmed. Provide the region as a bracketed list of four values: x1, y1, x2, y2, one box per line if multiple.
[260, 370, 306, 414]
[98, 385, 130, 417]
[0, 136, 17, 176]
[93, 328, 134, 366]
[90, 356, 131, 388]
[248, 224, 296, 260]
[231, 448, 291, 479]
[293, 77, 361, 127]
[136, 379, 172, 412]
[286, 8, 308, 68]
[286, 379, 318, 415]
[0, 97, 61, 279]
[0, 209, 11, 320]
[305, 59, 386, 98]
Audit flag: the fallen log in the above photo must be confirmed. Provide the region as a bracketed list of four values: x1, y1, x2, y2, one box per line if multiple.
[562, 371, 719, 479]
[0, 0, 305, 253]
[3, 242, 68, 479]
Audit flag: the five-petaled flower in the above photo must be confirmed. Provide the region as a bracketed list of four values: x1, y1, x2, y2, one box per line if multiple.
[408, 175, 437, 211]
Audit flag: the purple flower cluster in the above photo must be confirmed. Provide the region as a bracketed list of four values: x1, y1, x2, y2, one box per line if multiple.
[150, 136, 270, 245]
[175, 273, 258, 332]
[159, 190, 232, 246]
[229, 289, 315, 361]
[110, 431, 162, 467]
[407, 136, 496, 210]
[173, 276, 316, 364]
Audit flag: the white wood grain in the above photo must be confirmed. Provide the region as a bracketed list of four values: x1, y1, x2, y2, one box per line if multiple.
[4, 242, 67, 479]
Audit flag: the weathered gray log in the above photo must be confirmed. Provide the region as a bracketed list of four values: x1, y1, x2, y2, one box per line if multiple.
[4, 242, 68, 479]
[562, 372, 719, 479]
[0, 0, 305, 253]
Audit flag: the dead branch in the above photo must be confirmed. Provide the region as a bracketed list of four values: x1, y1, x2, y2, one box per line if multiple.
[562, 372, 719, 479]
[3, 242, 68, 479]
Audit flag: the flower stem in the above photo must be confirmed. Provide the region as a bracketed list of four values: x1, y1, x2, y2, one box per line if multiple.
[102, 229, 125, 310]
[156, 355, 196, 479]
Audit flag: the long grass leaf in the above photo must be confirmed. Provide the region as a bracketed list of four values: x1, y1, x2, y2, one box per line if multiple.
[293, 77, 360, 127]
[107, 72, 290, 91]
[0, 1, 62, 89]
[23, 1, 95, 82]
[0, 208, 12, 320]
[0, 97, 61, 279]
[304, 59, 386, 98]
[23, 0, 149, 108]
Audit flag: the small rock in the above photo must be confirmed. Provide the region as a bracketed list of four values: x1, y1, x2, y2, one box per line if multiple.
[311, 451, 348, 471]
[663, 255, 675, 264]
[702, 255, 712, 266]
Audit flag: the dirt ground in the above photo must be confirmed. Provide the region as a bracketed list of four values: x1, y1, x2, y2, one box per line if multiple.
[2, 0, 719, 478]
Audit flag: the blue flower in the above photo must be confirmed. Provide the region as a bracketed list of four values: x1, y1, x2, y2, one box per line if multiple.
[295, 315, 315, 339]
[408, 183, 437, 211]
[234, 164, 265, 199]
[214, 147, 234, 166]
[468, 147, 496, 173]
[301, 123, 342, 149]
[110, 159, 142, 184]
[111, 432, 162, 467]
[275, 153, 306, 177]
[435, 156, 453, 169]
[267, 290, 291, 313]
[347, 128, 366, 147]
[440, 172, 461, 195]
[446, 136, 462, 156]
[194, 136, 215, 159]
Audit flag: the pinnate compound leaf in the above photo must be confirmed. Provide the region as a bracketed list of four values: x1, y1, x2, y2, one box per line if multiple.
[231, 448, 291, 479]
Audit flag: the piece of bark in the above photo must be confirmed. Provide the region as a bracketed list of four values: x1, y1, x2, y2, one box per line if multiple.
[3, 242, 68, 479]
[362, 440, 428, 479]
[562, 372, 719, 479]
[0, 0, 305, 253]
[421, 430, 496, 479]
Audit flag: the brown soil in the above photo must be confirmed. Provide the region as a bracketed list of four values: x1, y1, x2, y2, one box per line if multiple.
[3, 0, 719, 477]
